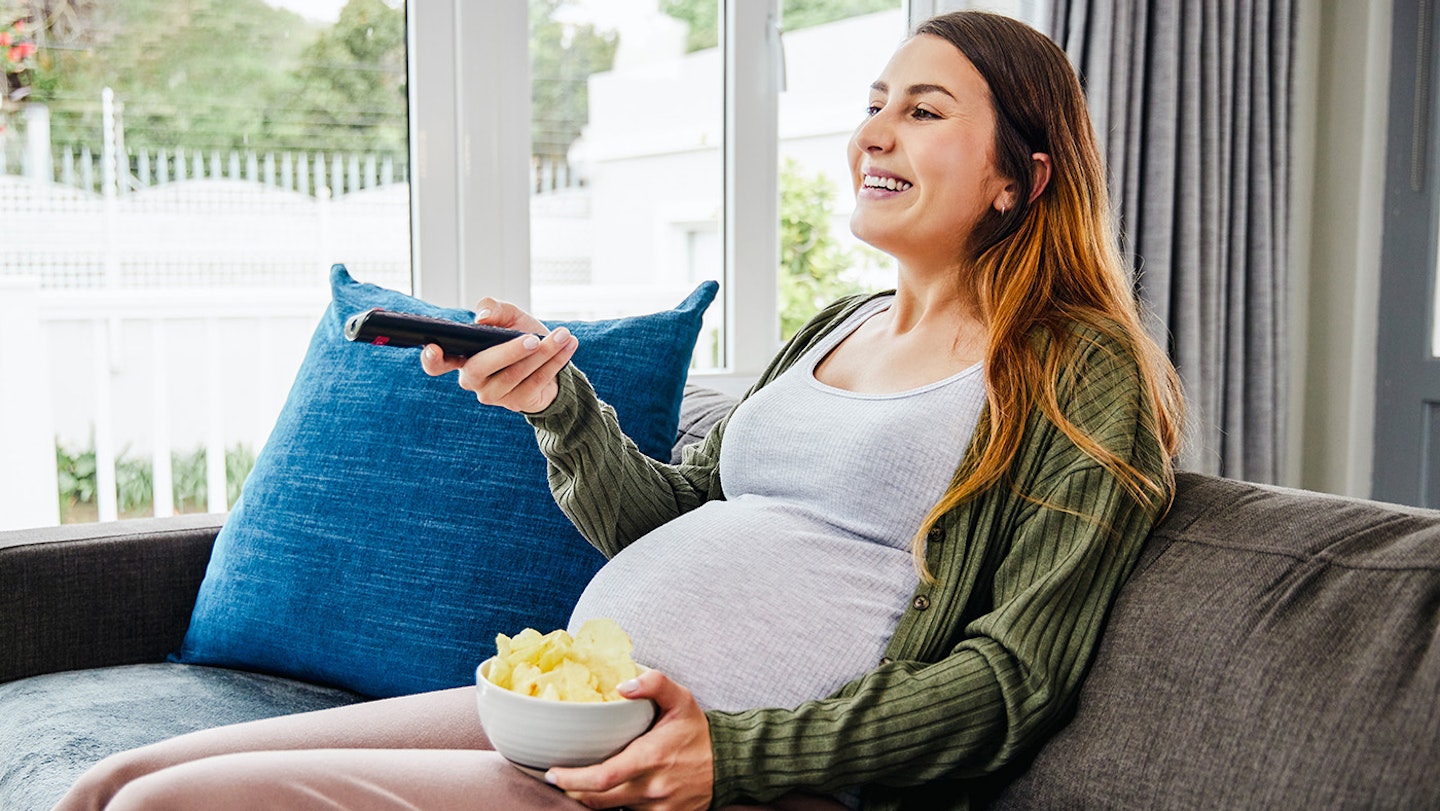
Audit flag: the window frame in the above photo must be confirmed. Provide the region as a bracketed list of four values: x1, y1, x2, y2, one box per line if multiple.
[407, 0, 782, 387]
[407, 0, 533, 312]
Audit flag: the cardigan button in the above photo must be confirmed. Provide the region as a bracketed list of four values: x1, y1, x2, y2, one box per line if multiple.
[912, 595, 931, 611]
[879, 657, 893, 666]
[927, 526, 944, 542]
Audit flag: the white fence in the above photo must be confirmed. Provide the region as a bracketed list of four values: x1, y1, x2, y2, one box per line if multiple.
[5, 98, 409, 199]
[45, 143, 406, 199]
[1, 127, 413, 529]
[1, 282, 329, 529]
[5, 175, 411, 290]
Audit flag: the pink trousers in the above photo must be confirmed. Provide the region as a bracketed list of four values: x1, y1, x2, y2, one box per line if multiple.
[50, 685, 849, 811]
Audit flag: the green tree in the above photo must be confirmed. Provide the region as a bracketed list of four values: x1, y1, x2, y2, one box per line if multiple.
[530, 0, 617, 164]
[659, 0, 716, 53]
[26, 0, 319, 151]
[779, 157, 869, 340]
[20, 0, 614, 171]
[662, 0, 896, 52]
[780, 0, 898, 30]
[286, 0, 406, 153]
[19, 0, 407, 155]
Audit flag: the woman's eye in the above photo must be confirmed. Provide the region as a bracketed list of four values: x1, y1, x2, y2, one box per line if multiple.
[912, 107, 939, 120]
[865, 104, 882, 117]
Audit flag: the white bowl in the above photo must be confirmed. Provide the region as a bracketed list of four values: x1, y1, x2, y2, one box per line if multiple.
[475, 658, 657, 770]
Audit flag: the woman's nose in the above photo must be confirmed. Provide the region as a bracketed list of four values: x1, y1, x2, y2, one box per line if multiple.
[852, 110, 894, 153]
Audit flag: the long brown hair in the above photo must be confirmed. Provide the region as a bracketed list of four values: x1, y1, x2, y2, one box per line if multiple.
[910, 12, 1185, 577]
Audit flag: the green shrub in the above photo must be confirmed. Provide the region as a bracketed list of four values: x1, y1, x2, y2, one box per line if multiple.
[56, 440, 256, 522]
[779, 158, 874, 340]
[55, 444, 97, 507]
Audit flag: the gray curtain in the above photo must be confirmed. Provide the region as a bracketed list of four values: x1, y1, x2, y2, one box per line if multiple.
[1045, 1, 1296, 482]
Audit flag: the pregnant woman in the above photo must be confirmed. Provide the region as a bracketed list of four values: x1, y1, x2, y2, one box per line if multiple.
[55, 11, 1183, 811]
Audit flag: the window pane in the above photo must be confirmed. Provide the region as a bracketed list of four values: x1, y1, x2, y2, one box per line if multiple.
[528, 0, 725, 371]
[0, 0, 410, 528]
[777, 3, 905, 340]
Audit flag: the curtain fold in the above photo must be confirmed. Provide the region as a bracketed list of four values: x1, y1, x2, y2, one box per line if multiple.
[1046, 0, 1296, 482]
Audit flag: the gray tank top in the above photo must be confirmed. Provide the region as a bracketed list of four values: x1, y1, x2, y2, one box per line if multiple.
[568, 297, 986, 712]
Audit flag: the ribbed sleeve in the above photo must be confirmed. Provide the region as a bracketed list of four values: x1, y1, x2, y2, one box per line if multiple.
[524, 364, 726, 558]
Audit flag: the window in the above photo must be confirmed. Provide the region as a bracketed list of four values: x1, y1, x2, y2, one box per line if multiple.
[526, 0, 726, 369]
[776, 3, 905, 339]
[409, 0, 781, 380]
[1, 0, 1050, 529]
[518, 1, 910, 368]
[416, 1, 911, 378]
[0, 0, 410, 528]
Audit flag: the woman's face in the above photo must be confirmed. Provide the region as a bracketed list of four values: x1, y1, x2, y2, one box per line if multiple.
[848, 34, 1013, 269]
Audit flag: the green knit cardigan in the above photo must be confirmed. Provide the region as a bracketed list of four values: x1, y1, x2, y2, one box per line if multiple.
[526, 292, 1171, 810]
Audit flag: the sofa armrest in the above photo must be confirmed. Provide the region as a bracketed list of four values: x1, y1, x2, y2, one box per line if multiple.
[0, 514, 224, 684]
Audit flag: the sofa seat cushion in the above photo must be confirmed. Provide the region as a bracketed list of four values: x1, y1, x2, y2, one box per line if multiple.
[0, 663, 365, 811]
[984, 472, 1440, 809]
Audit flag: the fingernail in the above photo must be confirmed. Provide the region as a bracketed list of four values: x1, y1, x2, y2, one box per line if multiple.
[543, 769, 558, 785]
[422, 346, 437, 361]
[522, 335, 541, 351]
[551, 327, 571, 345]
[474, 308, 491, 323]
[617, 678, 639, 694]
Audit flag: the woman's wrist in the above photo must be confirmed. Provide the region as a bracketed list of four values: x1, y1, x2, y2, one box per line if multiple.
[522, 363, 582, 420]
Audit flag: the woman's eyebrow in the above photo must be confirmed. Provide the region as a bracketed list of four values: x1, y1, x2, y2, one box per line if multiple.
[869, 80, 956, 101]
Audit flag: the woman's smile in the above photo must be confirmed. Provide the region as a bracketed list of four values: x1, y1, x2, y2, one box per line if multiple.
[859, 171, 914, 196]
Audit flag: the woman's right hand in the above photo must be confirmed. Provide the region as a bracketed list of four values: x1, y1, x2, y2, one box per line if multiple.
[419, 296, 579, 414]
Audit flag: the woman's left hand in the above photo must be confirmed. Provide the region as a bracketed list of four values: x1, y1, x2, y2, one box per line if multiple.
[545, 670, 714, 811]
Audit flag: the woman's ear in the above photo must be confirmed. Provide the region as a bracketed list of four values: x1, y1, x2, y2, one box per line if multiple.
[1028, 152, 1052, 203]
[994, 177, 1020, 213]
[995, 153, 1053, 213]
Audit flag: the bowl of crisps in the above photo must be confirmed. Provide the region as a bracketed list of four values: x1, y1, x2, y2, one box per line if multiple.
[476, 618, 656, 771]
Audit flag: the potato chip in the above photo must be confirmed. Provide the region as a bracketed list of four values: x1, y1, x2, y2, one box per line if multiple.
[488, 618, 640, 702]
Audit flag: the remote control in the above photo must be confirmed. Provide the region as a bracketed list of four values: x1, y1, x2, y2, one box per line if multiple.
[344, 308, 531, 358]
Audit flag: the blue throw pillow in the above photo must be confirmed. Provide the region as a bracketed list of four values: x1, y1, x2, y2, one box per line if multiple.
[177, 265, 717, 698]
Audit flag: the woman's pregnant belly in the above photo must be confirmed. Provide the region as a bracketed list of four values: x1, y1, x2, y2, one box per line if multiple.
[567, 496, 919, 713]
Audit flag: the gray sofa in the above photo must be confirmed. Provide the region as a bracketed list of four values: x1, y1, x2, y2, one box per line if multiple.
[3, 386, 1439, 810]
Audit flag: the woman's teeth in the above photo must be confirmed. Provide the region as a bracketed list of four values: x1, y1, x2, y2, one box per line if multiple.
[863, 174, 912, 191]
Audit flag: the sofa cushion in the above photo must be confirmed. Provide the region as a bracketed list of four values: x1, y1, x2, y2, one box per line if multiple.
[670, 383, 738, 464]
[0, 663, 364, 811]
[985, 472, 1440, 809]
[177, 266, 717, 698]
